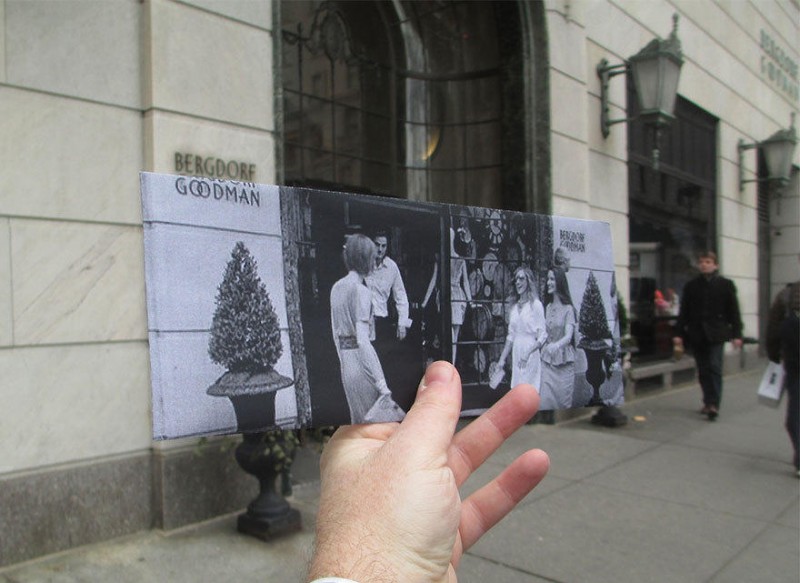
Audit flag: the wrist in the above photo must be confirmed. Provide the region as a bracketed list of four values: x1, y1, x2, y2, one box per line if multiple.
[307, 533, 405, 583]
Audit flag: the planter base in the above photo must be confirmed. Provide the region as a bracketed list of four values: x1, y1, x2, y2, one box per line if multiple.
[237, 507, 302, 541]
[591, 405, 628, 427]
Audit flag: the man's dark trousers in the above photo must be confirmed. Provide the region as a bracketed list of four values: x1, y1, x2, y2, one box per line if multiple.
[373, 317, 418, 412]
[694, 341, 724, 407]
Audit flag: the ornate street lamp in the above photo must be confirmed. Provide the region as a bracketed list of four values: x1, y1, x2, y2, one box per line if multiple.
[598, 14, 684, 168]
[738, 113, 798, 193]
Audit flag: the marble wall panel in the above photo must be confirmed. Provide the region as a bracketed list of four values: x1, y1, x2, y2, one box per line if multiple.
[771, 252, 800, 294]
[718, 160, 754, 209]
[731, 275, 759, 336]
[0, 0, 5, 83]
[719, 237, 757, 279]
[0, 219, 11, 347]
[588, 150, 627, 212]
[719, 197, 758, 243]
[0, 87, 143, 224]
[6, 0, 142, 108]
[771, 186, 799, 232]
[145, 111, 276, 184]
[552, 196, 591, 220]
[182, 0, 272, 30]
[551, 133, 589, 203]
[543, 0, 586, 27]
[771, 225, 800, 258]
[11, 220, 147, 345]
[546, 10, 588, 82]
[0, 342, 151, 473]
[718, 0, 799, 49]
[148, 0, 274, 131]
[550, 70, 588, 142]
[585, 2, 654, 64]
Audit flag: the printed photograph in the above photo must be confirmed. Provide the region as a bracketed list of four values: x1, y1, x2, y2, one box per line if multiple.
[142, 173, 623, 439]
[142, 173, 299, 439]
[281, 187, 444, 427]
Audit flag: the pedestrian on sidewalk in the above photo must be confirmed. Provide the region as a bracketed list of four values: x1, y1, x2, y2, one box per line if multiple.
[766, 278, 800, 476]
[673, 250, 743, 421]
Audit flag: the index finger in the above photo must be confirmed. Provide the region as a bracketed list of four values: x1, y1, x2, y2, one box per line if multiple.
[448, 384, 540, 486]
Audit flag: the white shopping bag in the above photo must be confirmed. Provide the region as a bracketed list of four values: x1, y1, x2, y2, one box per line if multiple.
[757, 361, 785, 408]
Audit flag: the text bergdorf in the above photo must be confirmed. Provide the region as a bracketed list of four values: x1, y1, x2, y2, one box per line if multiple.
[175, 152, 256, 181]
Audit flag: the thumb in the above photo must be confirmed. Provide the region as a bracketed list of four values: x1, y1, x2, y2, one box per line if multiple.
[391, 361, 462, 456]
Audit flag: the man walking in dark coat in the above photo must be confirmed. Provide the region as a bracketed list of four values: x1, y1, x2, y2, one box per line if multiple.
[673, 251, 743, 420]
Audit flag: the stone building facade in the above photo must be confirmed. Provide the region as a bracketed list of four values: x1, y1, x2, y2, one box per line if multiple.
[0, 0, 797, 566]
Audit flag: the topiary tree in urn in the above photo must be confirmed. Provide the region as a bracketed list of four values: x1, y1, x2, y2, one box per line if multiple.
[578, 271, 613, 407]
[206, 241, 300, 540]
[208, 241, 292, 427]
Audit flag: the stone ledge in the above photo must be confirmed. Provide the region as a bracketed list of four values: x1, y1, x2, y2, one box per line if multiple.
[0, 442, 322, 568]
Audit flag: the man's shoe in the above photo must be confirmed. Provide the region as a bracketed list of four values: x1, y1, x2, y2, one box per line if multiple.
[707, 407, 718, 421]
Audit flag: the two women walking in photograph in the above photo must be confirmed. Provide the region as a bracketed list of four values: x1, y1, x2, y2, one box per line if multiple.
[498, 265, 578, 410]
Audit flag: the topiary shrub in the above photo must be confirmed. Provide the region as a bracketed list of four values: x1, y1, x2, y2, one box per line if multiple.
[209, 242, 283, 373]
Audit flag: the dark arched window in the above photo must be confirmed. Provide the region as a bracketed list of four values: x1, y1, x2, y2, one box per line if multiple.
[281, 0, 529, 210]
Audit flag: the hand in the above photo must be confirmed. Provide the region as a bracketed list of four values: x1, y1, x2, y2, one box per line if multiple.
[397, 325, 407, 340]
[672, 337, 683, 348]
[307, 361, 549, 582]
[732, 338, 743, 350]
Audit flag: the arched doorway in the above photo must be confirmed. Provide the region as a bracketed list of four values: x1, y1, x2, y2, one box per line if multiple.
[279, 0, 547, 211]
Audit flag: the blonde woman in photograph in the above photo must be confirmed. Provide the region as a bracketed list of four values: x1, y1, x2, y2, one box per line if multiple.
[330, 234, 393, 423]
[498, 266, 546, 390]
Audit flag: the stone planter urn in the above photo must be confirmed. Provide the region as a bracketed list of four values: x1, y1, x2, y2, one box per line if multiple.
[207, 369, 294, 432]
[207, 369, 301, 540]
[580, 339, 611, 407]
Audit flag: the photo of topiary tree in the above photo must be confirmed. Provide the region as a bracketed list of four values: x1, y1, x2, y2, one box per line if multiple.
[578, 271, 613, 406]
[209, 241, 283, 373]
[207, 241, 293, 431]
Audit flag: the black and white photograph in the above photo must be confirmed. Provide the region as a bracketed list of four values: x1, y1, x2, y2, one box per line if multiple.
[282, 187, 444, 427]
[142, 172, 623, 439]
[142, 173, 299, 439]
[441, 207, 624, 414]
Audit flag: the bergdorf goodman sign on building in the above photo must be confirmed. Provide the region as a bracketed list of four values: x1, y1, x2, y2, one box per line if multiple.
[174, 152, 257, 181]
[760, 29, 799, 102]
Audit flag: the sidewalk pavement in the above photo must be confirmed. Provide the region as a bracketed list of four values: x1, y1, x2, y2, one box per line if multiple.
[2, 366, 798, 583]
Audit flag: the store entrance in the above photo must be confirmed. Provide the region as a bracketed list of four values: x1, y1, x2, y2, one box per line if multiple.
[627, 97, 718, 361]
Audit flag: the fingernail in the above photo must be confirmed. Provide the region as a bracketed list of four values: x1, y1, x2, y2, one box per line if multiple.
[420, 361, 454, 391]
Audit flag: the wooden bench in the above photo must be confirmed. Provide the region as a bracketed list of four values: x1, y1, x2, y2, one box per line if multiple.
[625, 357, 696, 400]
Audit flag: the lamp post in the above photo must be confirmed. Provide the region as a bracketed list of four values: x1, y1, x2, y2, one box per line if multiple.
[738, 113, 798, 194]
[598, 14, 684, 169]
